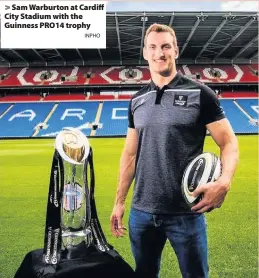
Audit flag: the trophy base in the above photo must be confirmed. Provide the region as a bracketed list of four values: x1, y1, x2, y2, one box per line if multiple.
[62, 229, 92, 250]
[62, 240, 93, 260]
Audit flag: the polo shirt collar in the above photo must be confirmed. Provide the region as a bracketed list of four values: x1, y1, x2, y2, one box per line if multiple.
[150, 71, 183, 91]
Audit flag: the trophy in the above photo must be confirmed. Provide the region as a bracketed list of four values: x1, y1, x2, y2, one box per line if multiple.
[55, 128, 92, 250]
[15, 131, 135, 277]
[43, 127, 93, 265]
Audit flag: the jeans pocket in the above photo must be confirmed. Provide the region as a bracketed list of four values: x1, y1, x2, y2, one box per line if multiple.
[180, 214, 207, 236]
[129, 208, 153, 228]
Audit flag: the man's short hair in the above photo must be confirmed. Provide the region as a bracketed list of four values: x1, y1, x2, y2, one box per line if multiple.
[144, 23, 178, 48]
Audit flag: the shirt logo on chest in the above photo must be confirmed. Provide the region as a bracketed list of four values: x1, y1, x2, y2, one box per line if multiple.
[174, 95, 188, 107]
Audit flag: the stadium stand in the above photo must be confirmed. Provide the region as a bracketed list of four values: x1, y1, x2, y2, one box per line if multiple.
[220, 91, 258, 98]
[0, 103, 12, 115]
[0, 65, 257, 87]
[37, 102, 100, 137]
[0, 62, 257, 138]
[0, 97, 257, 137]
[43, 93, 86, 101]
[235, 99, 258, 119]
[0, 12, 257, 138]
[0, 95, 42, 102]
[117, 95, 132, 100]
[95, 101, 129, 136]
[88, 95, 115, 100]
[220, 99, 258, 134]
[0, 103, 55, 137]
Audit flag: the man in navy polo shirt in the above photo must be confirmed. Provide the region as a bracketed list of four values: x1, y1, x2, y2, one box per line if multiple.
[110, 23, 239, 278]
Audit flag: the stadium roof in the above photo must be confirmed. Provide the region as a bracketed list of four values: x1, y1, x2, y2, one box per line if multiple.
[0, 11, 258, 67]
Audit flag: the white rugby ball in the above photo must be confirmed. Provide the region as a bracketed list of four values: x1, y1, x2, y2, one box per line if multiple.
[181, 152, 221, 207]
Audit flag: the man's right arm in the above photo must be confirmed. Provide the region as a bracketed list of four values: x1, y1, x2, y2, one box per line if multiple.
[116, 128, 138, 204]
[110, 127, 138, 237]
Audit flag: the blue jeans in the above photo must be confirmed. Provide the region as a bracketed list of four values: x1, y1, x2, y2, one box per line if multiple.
[129, 208, 208, 278]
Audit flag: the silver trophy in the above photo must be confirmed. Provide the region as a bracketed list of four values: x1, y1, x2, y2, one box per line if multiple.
[55, 128, 92, 250]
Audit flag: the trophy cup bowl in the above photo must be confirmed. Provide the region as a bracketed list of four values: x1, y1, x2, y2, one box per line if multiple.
[62, 131, 85, 163]
[56, 128, 89, 165]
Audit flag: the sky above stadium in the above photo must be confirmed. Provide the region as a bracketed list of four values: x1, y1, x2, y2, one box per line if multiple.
[106, 1, 259, 12]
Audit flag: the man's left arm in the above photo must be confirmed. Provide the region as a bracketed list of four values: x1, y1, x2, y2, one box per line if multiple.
[191, 118, 239, 213]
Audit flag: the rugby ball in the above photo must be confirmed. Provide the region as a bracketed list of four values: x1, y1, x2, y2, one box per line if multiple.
[181, 152, 221, 207]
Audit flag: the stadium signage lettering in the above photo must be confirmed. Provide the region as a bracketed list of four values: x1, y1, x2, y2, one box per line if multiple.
[61, 109, 86, 120]
[112, 108, 128, 120]
[251, 106, 259, 114]
[9, 110, 36, 121]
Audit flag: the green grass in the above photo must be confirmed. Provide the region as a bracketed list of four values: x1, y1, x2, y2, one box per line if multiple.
[0, 135, 258, 278]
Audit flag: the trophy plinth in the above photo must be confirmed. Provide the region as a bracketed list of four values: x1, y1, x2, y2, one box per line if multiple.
[55, 128, 92, 250]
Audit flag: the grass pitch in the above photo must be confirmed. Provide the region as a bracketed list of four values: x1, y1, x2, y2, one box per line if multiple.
[0, 135, 258, 278]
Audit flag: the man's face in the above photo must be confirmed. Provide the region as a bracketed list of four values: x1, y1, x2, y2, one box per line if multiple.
[143, 31, 178, 76]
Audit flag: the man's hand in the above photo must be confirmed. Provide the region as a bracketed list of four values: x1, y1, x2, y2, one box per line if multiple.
[110, 203, 127, 237]
[191, 177, 231, 213]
